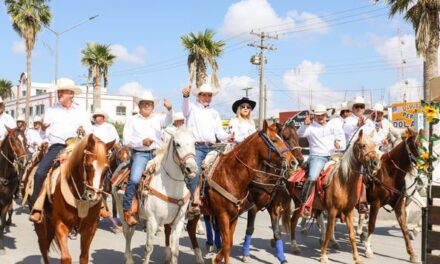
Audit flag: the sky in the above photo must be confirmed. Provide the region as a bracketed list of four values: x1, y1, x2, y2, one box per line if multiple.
[0, 0, 426, 119]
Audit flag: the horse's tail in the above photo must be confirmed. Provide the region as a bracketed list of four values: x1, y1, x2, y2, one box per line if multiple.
[281, 193, 292, 234]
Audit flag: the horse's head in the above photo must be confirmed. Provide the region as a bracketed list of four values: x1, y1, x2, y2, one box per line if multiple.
[167, 127, 198, 180]
[352, 129, 381, 176]
[276, 120, 304, 167]
[258, 121, 296, 173]
[81, 134, 115, 201]
[3, 126, 28, 169]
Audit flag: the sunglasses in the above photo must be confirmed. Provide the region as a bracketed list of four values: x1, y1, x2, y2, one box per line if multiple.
[240, 105, 252, 109]
[199, 93, 213, 97]
[353, 104, 365, 109]
[139, 102, 154, 108]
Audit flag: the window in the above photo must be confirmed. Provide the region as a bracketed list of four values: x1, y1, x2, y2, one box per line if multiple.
[11, 110, 14, 118]
[36, 89, 46, 95]
[36, 105, 40, 115]
[21, 108, 25, 114]
[22, 90, 26, 97]
[116, 106, 126, 116]
[40, 104, 45, 115]
[29, 107, 33, 116]
[90, 104, 94, 113]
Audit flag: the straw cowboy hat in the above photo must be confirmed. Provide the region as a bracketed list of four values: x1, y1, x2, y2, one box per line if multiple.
[339, 102, 349, 111]
[232, 97, 256, 113]
[348, 96, 371, 110]
[173, 112, 185, 121]
[191, 83, 219, 96]
[372, 103, 385, 112]
[53, 78, 82, 95]
[33, 116, 42, 123]
[92, 108, 108, 119]
[16, 115, 25, 122]
[312, 104, 327, 115]
[136, 91, 155, 104]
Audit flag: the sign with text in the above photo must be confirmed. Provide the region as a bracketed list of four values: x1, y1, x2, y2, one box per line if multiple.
[391, 101, 422, 128]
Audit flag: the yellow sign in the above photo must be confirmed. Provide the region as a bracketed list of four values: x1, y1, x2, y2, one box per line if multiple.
[222, 119, 229, 129]
[391, 101, 422, 128]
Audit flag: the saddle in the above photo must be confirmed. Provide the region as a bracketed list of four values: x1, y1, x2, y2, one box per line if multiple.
[21, 148, 48, 206]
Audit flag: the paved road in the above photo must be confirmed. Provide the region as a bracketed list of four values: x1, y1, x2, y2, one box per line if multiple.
[0, 201, 421, 264]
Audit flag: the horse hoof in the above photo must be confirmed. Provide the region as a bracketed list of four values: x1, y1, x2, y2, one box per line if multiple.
[242, 256, 251, 263]
[320, 255, 329, 263]
[365, 251, 374, 258]
[409, 254, 420, 263]
[354, 259, 363, 264]
[0, 249, 5, 255]
[270, 239, 275, 248]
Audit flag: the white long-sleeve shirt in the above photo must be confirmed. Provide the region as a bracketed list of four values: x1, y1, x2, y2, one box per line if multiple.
[182, 98, 228, 143]
[43, 102, 92, 145]
[0, 113, 16, 141]
[343, 114, 374, 144]
[328, 116, 345, 131]
[26, 128, 46, 153]
[227, 117, 256, 143]
[123, 111, 173, 151]
[363, 118, 402, 147]
[298, 120, 346, 156]
[92, 122, 120, 144]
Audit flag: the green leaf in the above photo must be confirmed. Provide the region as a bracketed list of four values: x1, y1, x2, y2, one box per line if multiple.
[431, 118, 440, 125]
[416, 157, 427, 164]
[418, 135, 427, 142]
[418, 146, 428, 153]
[430, 134, 440, 142]
[421, 100, 428, 107]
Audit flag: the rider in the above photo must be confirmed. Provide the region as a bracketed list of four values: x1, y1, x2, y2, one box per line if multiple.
[16, 115, 27, 132]
[298, 104, 346, 218]
[0, 97, 16, 144]
[91, 108, 120, 145]
[227, 97, 257, 143]
[368, 103, 402, 153]
[181, 83, 231, 217]
[29, 78, 92, 223]
[26, 116, 47, 160]
[122, 91, 173, 226]
[171, 112, 185, 128]
[328, 102, 350, 131]
[343, 96, 373, 214]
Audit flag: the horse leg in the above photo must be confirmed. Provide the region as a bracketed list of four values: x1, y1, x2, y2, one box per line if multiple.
[395, 198, 418, 263]
[144, 218, 157, 264]
[320, 207, 337, 263]
[34, 221, 50, 264]
[365, 201, 380, 258]
[344, 210, 362, 264]
[290, 206, 302, 255]
[318, 212, 339, 249]
[169, 220, 185, 264]
[0, 211, 6, 255]
[270, 206, 287, 264]
[164, 224, 172, 263]
[55, 221, 72, 264]
[79, 220, 98, 264]
[6, 205, 13, 227]
[186, 215, 203, 264]
[356, 213, 365, 236]
[300, 217, 308, 235]
[213, 214, 230, 264]
[242, 209, 256, 262]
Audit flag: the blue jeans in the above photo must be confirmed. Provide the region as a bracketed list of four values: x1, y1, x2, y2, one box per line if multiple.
[307, 155, 330, 181]
[187, 144, 214, 194]
[122, 150, 155, 210]
[31, 144, 66, 202]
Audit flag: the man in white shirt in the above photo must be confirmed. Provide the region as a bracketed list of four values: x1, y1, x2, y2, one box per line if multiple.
[298, 104, 346, 217]
[182, 83, 231, 217]
[172, 111, 185, 128]
[92, 108, 120, 144]
[367, 103, 402, 153]
[328, 102, 350, 131]
[122, 91, 173, 226]
[30, 78, 92, 223]
[16, 115, 27, 132]
[26, 116, 47, 158]
[0, 97, 16, 143]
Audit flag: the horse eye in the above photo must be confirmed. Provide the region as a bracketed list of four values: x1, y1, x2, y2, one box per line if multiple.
[175, 143, 181, 148]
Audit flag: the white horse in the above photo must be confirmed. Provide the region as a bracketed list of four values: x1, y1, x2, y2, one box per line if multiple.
[113, 127, 198, 264]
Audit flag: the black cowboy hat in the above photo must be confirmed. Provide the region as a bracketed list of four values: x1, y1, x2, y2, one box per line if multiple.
[232, 97, 256, 113]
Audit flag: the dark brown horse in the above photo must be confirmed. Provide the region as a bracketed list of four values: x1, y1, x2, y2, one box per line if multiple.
[34, 134, 114, 264]
[363, 128, 420, 263]
[288, 130, 380, 264]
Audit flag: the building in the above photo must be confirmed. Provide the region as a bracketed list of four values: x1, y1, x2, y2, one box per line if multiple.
[3, 81, 138, 124]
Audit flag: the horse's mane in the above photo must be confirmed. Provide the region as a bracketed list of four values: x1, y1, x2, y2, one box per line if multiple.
[339, 133, 368, 182]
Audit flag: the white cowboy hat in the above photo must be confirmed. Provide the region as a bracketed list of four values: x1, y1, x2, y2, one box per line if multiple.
[191, 83, 219, 96]
[312, 104, 327, 115]
[348, 96, 371, 110]
[339, 102, 349, 111]
[92, 108, 108, 119]
[53, 78, 82, 95]
[16, 115, 25, 122]
[372, 103, 384, 112]
[33, 116, 42, 123]
[173, 112, 185, 121]
[136, 91, 155, 104]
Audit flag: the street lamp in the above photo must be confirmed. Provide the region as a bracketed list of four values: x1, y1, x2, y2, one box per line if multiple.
[44, 15, 99, 83]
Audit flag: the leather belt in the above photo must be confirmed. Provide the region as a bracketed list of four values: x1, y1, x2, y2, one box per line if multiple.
[195, 141, 214, 146]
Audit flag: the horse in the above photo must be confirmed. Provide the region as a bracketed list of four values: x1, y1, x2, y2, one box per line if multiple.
[34, 134, 114, 264]
[113, 127, 198, 264]
[288, 129, 380, 264]
[362, 128, 420, 263]
[201, 120, 295, 264]
[0, 127, 27, 254]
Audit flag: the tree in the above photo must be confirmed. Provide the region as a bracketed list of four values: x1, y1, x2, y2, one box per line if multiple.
[0, 79, 13, 100]
[81, 42, 116, 110]
[5, 0, 51, 121]
[181, 29, 225, 88]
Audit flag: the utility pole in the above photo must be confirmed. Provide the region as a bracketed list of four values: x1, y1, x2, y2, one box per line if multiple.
[242, 87, 253, 97]
[248, 31, 277, 128]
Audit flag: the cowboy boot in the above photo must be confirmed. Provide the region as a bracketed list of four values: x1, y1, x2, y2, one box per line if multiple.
[99, 200, 111, 219]
[301, 180, 315, 218]
[123, 210, 138, 226]
[29, 182, 48, 223]
[29, 210, 43, 224]
[357, 181, 369, 214]
[188, 178, 203, 218]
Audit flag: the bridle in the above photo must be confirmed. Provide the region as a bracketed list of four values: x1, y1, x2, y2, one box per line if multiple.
[161, 135, 197, 182]
[0, 130, 28, 176]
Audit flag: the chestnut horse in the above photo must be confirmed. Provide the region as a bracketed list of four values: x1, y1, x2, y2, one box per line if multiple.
[0, 128, 27, 255]
[204, 120, 296, 264]
[34, 134, 114, 264]
[288, 130, 380, 264]
[363, 128, 420, 263]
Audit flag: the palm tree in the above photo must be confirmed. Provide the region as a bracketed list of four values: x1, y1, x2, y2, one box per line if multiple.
[81, 42, 116, 110]
[181, 29, 225, 88]
[0, 79, 13, 100]
[5, 0, 51, 122]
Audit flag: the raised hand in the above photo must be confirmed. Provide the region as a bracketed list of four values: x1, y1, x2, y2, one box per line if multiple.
[182, 85, 191, 98]
[163, 98, 172, 111]
[304, 112, 311, 126]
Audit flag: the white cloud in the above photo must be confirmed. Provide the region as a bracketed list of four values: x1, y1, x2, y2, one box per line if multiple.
[220, 0, 329, 38]
[11, 40, 26, 55]
[117, 81, 150, 98]
[387, 78, 422, 102]
[110, 44, 146, 65]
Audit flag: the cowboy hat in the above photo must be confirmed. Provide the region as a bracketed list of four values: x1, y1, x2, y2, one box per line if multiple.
[92, 108, 108, 119]
[191, 83, 219, 96]
[339, 102, 349, 111]
[348, 96, 371, 110]
[33, 116, 42, 123]
[136, 91, 155, 104]
[52, 78, 82, 95]
[16, 115, 25, 122]
[232, 97, 256, 113]
[173, 111, 185, 121]
[372, 103, 384, 112]
[312, 104, 327, 115]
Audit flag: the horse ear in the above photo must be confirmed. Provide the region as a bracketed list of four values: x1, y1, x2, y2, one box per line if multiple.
[105, 140, 115, 151]
[263, 120, 268, 132]
[407, 127, 415, 137]
[87, 134, 96, 148]
[164, 126, 177, 136]
[4, 125, 13, 133]
[357, 129, 364, 141]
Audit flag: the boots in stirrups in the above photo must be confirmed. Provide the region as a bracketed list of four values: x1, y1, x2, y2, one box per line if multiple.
[29, 181, 48, 224]
[357, 181, 369, 214]
[123, 210, 138, 226]
[188, 177, 203, 220]
[301, 180, 315, 218]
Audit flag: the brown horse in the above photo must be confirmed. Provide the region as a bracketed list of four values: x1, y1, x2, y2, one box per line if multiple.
[201, 120, 295, 264]
[34, 134, 114, 264]
[0, 127, 27, 255]
[363, 128, 420, 263]
[288, 130, 380, 264]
